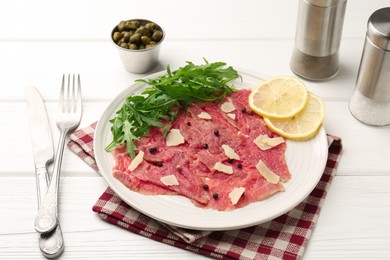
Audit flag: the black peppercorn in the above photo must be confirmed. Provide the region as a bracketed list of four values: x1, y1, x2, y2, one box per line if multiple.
[241, 107, 246, 112]
[203, 184, 209, 190]
[153, 162, 163, 167]
[213, 193, 219, 199]
[187, 122, 191, 126]
[247, 110, 253, 115]
[202, 143, 208, 149]
[228, 158, 233, 163]
[149, 147, 157, 153]
[214, 130, 219, 136]
[237, 163, 243, 168]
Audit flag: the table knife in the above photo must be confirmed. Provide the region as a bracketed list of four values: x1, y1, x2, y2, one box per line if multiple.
[25, 86, 65, 258]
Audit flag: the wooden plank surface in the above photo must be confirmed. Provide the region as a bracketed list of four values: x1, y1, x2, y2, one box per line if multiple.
[1, 176, 390, 259]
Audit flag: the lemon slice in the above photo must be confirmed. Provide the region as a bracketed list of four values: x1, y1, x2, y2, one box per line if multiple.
[264, 92, 325, 140]
[249, 76, 308, 119]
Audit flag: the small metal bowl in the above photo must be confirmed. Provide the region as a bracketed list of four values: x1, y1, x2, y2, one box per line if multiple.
[111, 19, 165, 74]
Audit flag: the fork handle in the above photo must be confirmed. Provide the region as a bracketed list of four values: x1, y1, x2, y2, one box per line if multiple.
[34, 130, 67, 234]
[35, 166, 65, 257]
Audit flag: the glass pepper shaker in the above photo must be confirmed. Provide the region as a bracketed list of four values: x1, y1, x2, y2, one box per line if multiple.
[290, 0, 347, 81]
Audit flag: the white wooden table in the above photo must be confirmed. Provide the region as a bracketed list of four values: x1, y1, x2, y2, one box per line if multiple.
[1, 0, 390, 259]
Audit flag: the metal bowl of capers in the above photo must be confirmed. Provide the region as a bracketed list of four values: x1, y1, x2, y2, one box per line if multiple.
[111, 19, 165, 74]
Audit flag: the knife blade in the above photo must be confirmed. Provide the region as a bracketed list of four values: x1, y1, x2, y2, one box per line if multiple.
[25, 86, 65, 258]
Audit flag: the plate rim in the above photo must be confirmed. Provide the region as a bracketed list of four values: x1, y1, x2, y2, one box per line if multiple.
[94, 69, 329, 231]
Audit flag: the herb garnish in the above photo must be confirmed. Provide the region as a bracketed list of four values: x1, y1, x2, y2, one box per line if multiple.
[105, 60, 240, 158]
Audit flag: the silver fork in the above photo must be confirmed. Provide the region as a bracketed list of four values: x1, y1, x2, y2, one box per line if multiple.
[34, 74, 82, 234]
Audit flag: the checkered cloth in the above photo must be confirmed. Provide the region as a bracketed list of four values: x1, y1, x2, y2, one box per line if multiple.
[68, 122, 342, 260]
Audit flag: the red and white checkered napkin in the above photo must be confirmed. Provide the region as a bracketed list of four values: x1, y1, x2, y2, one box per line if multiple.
[68, 122, 342, 260]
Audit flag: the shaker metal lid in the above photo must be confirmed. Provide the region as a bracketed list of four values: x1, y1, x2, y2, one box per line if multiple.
[367, 7, 390, 51]
[306, 0, 346, 8]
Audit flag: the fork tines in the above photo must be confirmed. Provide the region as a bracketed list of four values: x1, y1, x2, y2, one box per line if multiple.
[60, 74, 81, 113]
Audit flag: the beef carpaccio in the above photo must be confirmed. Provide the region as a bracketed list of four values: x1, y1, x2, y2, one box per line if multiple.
[112, 89, 291, 211]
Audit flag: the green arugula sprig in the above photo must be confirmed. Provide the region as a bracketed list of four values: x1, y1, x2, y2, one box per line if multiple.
[105, 60, 240, 159]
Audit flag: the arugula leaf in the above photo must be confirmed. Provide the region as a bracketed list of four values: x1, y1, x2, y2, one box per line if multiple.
[105, 60, 240, 158]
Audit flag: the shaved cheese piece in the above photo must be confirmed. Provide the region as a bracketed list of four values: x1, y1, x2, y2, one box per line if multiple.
[222, 144, 240, 160]
[160, 174, 179, 186]
[128, 151, 144, 171]
[197, 112, 212, 120]
[221, 101, 235, 113]
[266, 137, 285, 147]
[254, 135, 285, 150]
[213, 162, 233, 174]
[227, 113, 236, 120]
[256, 160, 280, 184]
[229, 187, 245, 205]
[166, 129, 185, 146]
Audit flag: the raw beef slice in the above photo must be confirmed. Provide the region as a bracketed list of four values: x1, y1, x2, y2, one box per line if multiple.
[112, 89, 291, 211]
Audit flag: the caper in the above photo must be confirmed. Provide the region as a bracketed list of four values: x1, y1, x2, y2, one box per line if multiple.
[152, 31, 163, 41]
[113, 31, 123, 42]
[129, 33, 141, 44]
[146, 41, 157, 48]
[146, 22, 159, 32]
[144, 22, 154, 31]
[141, 35, 151, 45]
[136, 26, 150, 37]
[123, 31, 132, 42]
[129, 43, 138, 50]
[113, 20, 163, 50]
[133, 20, 141, 28]
[117, 21, 126, 32]
[125, 20, 139, 30]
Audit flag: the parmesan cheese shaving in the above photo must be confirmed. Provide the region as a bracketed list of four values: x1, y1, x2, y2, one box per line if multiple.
[227, 113, 236, 120]
[256, 160, 280, 184]
[229, 187, 245, 205]
[213, 162, 233, 174]
[128, 151, 144, 171]
[221, 101, 235, 113]
[160, 174, 179, 186]
[222, 144, 240, 160]
[197, 112, 212, 120]
[166, 129, 185, 146]
[254, 135, 285, 150]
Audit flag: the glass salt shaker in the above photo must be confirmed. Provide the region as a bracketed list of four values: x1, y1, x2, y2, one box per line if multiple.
[290, 0, 347, 81]
[349, 7, 390, 126]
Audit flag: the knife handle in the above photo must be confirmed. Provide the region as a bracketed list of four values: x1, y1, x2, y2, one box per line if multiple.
[36, 166, 50, 208]
[38, 224, 65, 258]
[35, 166, 58, 233]
[35, 130, 67, 233]
[35, 166, 65, 258]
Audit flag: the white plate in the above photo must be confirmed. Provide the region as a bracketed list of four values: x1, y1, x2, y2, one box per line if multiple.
[94, 69, 329, 231]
